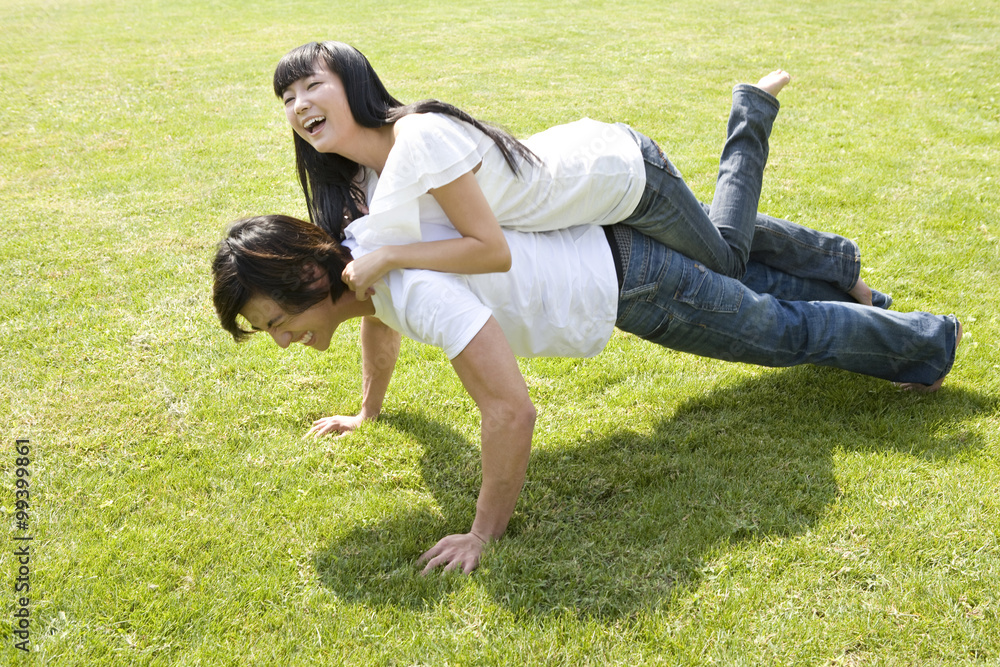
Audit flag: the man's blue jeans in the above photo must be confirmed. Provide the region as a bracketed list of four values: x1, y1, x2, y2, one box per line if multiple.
[619, 84, 860, 292]
[613, 227, 959, 385]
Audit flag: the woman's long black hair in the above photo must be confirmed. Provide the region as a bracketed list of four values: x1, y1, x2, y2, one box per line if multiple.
[273, 41, 538, 239]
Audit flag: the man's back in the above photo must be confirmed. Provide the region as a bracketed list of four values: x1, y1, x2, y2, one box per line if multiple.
[355, 223, 620, 360]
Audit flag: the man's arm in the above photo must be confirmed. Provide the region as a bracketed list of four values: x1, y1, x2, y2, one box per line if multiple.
[307, 316, 401, 438]
[418, 317, 536, 574]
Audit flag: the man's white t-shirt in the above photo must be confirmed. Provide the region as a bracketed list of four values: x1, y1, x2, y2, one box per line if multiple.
[347, 223, 620, 360]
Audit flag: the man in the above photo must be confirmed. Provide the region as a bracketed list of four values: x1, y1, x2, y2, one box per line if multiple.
[212, 214, 960, 574]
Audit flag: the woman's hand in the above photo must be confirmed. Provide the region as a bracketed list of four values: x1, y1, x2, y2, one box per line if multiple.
[305, 413, 366, 439]
[418, 532, 488, 575]
[342, 250, 391, 300]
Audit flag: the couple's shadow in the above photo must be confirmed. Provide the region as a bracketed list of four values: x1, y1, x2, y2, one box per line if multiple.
[313, 366, 993, 619]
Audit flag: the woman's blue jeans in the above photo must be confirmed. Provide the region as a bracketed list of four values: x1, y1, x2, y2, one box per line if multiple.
[619, 84, 860, 292]
[613, 226, 959, 385]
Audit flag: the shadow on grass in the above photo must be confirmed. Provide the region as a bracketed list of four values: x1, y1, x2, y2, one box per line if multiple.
[313, 366, 995, 619]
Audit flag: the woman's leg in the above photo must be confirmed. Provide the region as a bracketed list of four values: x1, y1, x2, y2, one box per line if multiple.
[705, 203, 863, 295]
[621, 73, 865, 297]
[706, 75, 785, 268]
[741, 259, 891, 310]
[619, 76, 782, 277]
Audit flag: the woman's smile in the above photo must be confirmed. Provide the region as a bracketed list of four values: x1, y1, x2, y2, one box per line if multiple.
[303, 116, 326, 135]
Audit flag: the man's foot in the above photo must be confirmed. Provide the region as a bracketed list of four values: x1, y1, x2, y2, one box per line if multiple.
[755, 70, 791, 97]
[896, 320, 963, 393]
[849, 277, 874, 307]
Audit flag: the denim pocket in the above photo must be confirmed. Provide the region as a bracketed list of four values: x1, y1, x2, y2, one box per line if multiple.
[619, 281, 659, 301]
[674, 262, 743, 313]
[617, 273, 660, 324]
[647, 148, 683, 179]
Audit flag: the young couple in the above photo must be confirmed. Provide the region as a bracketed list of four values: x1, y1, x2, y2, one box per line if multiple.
[212, 41, 960, 573]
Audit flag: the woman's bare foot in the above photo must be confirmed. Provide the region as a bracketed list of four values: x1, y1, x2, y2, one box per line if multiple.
[897, 320, 963, 393]
[755, 70, 791, 97]
[849, 277, 874, 307]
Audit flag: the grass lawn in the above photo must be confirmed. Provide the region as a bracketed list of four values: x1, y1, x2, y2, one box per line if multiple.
[2, 0, 999, 664]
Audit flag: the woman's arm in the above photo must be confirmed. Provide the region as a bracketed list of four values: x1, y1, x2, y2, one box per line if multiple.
[342, 170, 512, 298]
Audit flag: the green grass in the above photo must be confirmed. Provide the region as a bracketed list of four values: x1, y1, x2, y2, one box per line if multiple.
[2, 0, 999, 664]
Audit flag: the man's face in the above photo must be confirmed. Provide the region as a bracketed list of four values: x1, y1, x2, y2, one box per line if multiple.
[240, 293, 340, 352]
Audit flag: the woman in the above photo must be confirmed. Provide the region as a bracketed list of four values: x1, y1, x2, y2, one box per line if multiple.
[274, 40, 870, 303]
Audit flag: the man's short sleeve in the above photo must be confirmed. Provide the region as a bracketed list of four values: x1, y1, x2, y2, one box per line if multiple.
[371, 269, 493, 360]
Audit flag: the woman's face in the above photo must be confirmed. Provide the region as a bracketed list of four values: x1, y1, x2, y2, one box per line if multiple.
[280, 61, 358, 155]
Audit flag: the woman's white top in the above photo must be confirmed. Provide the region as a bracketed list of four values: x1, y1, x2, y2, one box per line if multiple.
[345, 112, 646, 248]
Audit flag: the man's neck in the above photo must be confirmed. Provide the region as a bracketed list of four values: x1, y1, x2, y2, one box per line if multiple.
[334, 289, 377, 322]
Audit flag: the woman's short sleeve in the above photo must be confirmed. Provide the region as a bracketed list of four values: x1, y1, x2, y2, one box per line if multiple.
[348, 113, 494, 247]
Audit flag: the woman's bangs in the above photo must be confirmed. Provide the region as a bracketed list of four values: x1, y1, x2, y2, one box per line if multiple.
[273, 43, 323, 97]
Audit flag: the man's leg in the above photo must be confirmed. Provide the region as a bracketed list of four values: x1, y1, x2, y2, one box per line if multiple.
[614, 228, 959, 386]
